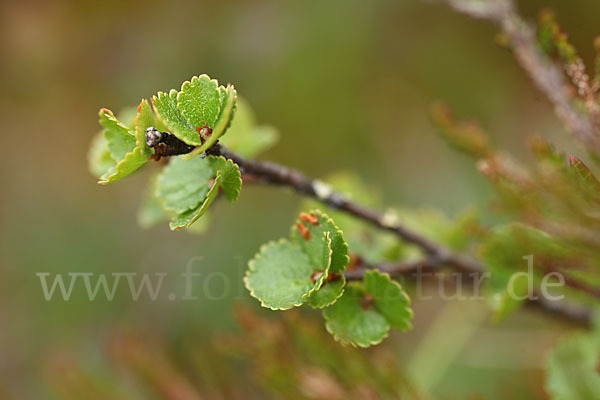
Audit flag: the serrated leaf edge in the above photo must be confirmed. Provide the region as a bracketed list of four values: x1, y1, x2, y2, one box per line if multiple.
[364, 269, 414, 331]
[169, 171, 223, 230]
[97, 108, 149, 185]
[178, 75, 222, 127]
[99, 108, 134, 136]
[308, 275, 346, 309]
[98, 146, 147, 185]
[133, 99, 155, 157]
[293, 209, 350, 273]
[244, 239, 307, 311]
[210, 155, 242, 202]
[152, 90, 202, 146]
[244, 234, 333, 311]
[322, 282, 390, 348]
[184, 84, 238, 160]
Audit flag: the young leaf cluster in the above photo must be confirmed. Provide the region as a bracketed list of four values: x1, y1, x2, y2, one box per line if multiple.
[89, 74, 279, 232]
[245, 210, 413, 347]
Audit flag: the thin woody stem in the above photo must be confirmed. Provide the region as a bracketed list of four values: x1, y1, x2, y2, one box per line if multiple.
[218, 146, 480, 272]
[213, 144, 593, 326]
[344, 256, 592, 326]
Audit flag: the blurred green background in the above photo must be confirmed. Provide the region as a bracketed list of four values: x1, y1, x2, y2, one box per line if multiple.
[1, 0, 598, 398]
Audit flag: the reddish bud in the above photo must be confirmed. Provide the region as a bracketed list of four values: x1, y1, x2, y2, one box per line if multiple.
[296, 223, 311, 241]
[300, 212, 319, 226]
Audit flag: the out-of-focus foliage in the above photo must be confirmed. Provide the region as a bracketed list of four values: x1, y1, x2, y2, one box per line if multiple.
[430, 9, 600, 395]
[432, 102, 600, 318]
[219, 98, 279, 158]
[44, 306, 421, 400]
[545, 325, 600, 399]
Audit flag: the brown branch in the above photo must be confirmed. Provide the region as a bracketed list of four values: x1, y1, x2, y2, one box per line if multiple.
[345, 256, 592, 327]
[446, 0, 600, 152]
[344, 258, 438, 281]
[212, 144, 593, 326]
[218, 146, 480, 272]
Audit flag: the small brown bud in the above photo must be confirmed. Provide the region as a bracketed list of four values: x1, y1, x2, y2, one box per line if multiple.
[296, 223, 311, 241]
[300, 212, 319, 226]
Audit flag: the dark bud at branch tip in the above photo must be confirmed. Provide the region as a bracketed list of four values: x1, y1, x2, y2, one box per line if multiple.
[145, 127, 163, 147]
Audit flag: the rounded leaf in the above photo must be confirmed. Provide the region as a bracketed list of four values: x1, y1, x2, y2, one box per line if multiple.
[156, 156, 214, 213]
[169, 171, 222, 230]
[177, 75, 221, 128]
[245, 235, 332, 310]
[208, 156, 242, 203]
[308, 275, 346, 309]
[292, 210, 350, 274]
[363, 269, 413, 331]
[153, 90, 201, 146]
[323, 283, 390, 347]
[97, 108, 149, 184]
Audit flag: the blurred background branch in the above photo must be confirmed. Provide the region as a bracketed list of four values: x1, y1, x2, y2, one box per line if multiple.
[447, 0, 600, 151]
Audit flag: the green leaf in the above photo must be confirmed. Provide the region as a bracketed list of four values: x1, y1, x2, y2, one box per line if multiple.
[88, 131, 115, 178]
[323, 283, 390, 348]
[322, 270, 413, 347]
[183, 83, 237, 159]
[208, 156, 242, 202]
[133, 99, 156, 158]
[100, 108, 136, 161]
[97, 108, 149, 184]
[219, 97, 279, 158]
[156, 156, 214, 213]
[363, 269, 413, 331]
[291, 210, 350, 274]
[177, 75, 221, 128]
[156, 154, 242, 229]
[545, 331, 600, 400]
[307, 276, 346, 309]
[138, 175, 213, 233]
[185, 211, 212, 234]
[169, 171, 222, 230]
[244, 236, 332, 310]
[245, 210, 351, 311]
[152, 90, 201, 146]
[213, 84, 237, 137]
[99, 147, 149, 185]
